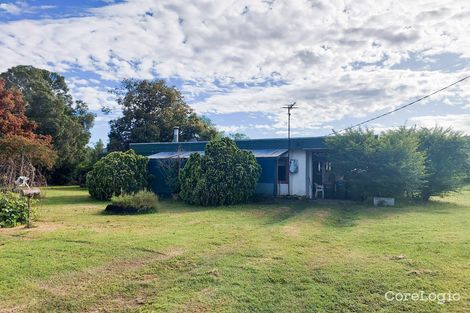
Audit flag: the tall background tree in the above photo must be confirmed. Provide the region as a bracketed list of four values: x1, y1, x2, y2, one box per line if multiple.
[413, 127, 469, 200]
[1, 65, 94, 184]
[0, 80, 56, 188]
[326, 128, 426, 200]
[75, 139, 106, 187]
[107, 79, 218, 151]
[327, 126, 469, 201]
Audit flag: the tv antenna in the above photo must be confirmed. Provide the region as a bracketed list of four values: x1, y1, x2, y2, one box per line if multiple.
[281, 102, 297, 195]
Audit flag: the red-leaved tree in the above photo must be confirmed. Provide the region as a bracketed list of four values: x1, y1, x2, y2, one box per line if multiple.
[0, 80, 57, 189]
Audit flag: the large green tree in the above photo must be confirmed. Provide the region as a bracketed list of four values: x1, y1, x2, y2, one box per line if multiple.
[326, 128, 426, 200]
[107, 79, 218, 151]
[1, 66, 94, 184]
[0, 79, 57, 188]
[75, 139, 106, 187]
[413, 127, 469, 200]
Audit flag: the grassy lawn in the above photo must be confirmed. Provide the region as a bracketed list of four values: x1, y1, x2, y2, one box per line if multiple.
[0, 186, 469, 312]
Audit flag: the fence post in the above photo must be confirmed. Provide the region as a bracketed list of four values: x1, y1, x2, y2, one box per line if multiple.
[26, 195, 32, 228]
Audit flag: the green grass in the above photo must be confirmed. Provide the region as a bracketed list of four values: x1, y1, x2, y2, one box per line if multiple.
[0, 186, 469, 312]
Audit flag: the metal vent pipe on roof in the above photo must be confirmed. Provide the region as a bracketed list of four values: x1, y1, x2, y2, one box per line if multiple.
[172, 126, 180, 142]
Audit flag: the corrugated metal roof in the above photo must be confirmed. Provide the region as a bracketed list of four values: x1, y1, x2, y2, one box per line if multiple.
[148, 149, 287, 159]
[131, 136, 326, 156]
[148, 151, 204, 159]
[251, 149, 287, 158]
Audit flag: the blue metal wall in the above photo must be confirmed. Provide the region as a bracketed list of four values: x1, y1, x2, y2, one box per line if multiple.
[148, 159, 172, 195]
[255, 157, 277, 196]
[149, 157, 277, 196]
[135, 137, 327, 197]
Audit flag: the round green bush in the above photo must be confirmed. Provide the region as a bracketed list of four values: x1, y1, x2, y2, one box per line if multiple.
[0, 192, 32, 228]
[86, 150, 148, 200]
[179, 137, 261, 206]
[105, 191, 158, 214]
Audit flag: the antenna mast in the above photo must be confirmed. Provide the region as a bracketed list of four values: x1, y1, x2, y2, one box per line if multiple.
[281, 102, 296, 196]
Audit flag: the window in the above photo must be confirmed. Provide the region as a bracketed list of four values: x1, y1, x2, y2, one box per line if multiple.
[277, 157, 288, 183]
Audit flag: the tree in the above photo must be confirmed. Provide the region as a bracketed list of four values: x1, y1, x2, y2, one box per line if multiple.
[229, 132, 250, 140]
[179, 137, 261, 205]
[86, 150, 148, 200]
[414, 127, 469, 200]
[0, 66, 94, 184]
[75, 139, 106, 187]
[0, 80, 36, 138]
[326, 128, 426, 200]
[179, 153, 204, 204]
[0, 136, 57, 188]
[376, 128, 426, 197]
[107, 79, 218, 151]
[0, 80, 57, 188]
[157, 147, 184, 195]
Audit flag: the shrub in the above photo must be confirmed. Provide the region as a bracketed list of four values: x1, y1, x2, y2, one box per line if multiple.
[179, 153, 204, 204]
[0, 192, 32, 228]
[158, 158, 184, 194]
[414, 127, 469, 200]
[326, 128, 426, 200]
[105, 191, 158, 214]
[86, 150, 148, 200]
[179, 137, 261, 205]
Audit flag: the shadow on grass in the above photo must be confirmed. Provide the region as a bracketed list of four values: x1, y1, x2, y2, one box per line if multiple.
[98, 210, 158, 216]
[42, 195, 106, 206]
[44, 186, 466, 229]
[175, 196, 466, 228]
[322, 197, 465, 228]
[106, 194, 466, 230]
[41, 186, 108, 207]
[262, 206, 308, 225]
[324, 207, 359, 227]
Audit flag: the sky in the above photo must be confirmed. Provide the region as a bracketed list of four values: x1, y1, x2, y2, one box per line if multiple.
[1, 0, 470, 145]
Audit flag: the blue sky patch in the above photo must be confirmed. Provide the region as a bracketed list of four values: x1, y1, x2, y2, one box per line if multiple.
[1, 0, 470, 144]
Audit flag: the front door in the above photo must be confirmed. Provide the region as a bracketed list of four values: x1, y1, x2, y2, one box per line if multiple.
[277, 157, 289, 196]
[311, 154, 334, 198]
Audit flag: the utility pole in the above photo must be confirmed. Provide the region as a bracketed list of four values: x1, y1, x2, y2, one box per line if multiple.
[282, 102, 296, 196]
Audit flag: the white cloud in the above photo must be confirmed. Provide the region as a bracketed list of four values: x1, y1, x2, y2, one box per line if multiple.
[217, 125, 246, 133]
[1, 0, 470, 135]
[0, 1, 56, 15]
[409, 114, 470, 134]
[70, 85, 116, 110]
[0, 2, 23, 14]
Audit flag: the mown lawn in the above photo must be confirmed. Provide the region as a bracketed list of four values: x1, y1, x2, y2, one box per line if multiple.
[0, 186, 469, 313]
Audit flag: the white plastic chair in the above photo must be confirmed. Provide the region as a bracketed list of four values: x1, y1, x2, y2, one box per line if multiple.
[314, 183, 324, 199]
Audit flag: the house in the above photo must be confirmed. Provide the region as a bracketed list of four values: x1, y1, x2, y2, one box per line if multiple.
[130, 130, 339, 199]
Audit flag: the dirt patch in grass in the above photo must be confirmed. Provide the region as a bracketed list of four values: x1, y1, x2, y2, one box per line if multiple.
[179, 287, 216, 313]
[0, 304, 28, 313]
[0, 222, 63, 237]
[1, 247, 185, 313]
[281, 225, 301, 237]
[40, 247, 184, 295]
[313, 210, 331, 223]
[240, 209, 269, 218]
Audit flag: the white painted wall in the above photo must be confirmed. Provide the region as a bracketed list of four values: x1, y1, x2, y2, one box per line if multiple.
[289, 150, 307, 196]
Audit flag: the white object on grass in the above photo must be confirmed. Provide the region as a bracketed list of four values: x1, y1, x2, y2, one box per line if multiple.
[373, 197, 395, 206]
